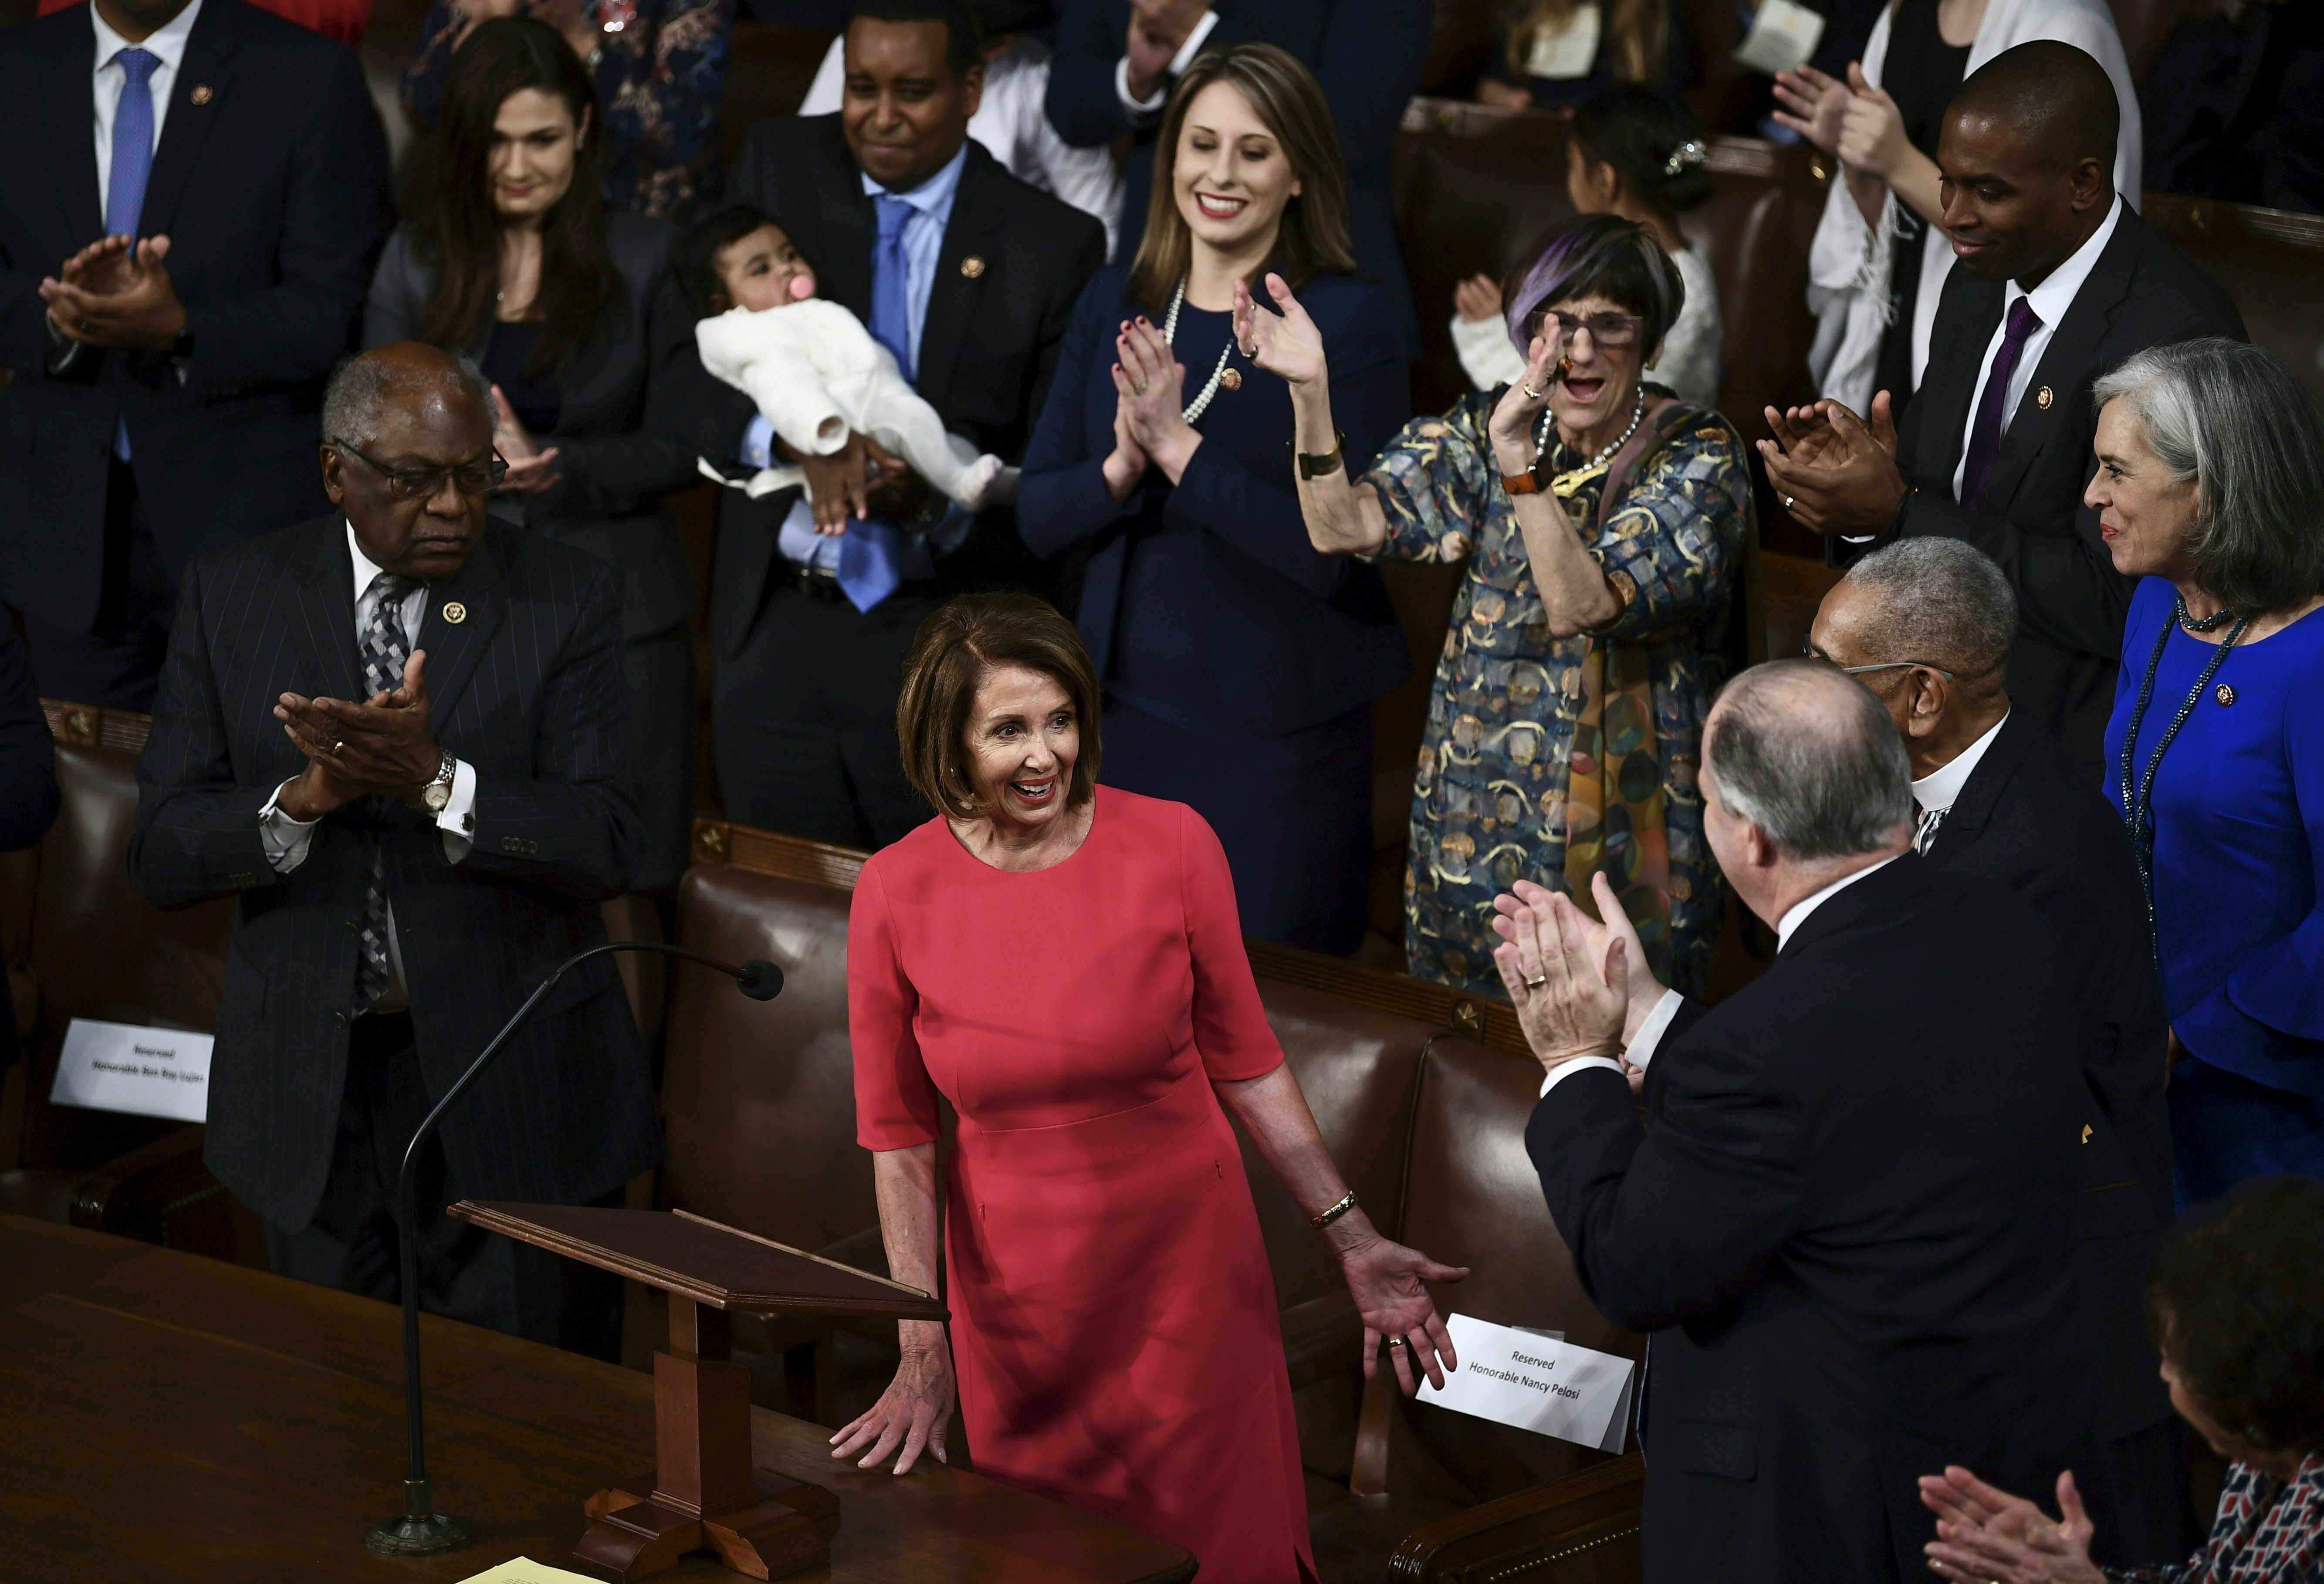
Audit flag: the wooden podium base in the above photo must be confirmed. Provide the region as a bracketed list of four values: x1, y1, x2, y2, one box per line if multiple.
[578, 1469, 838, 1580]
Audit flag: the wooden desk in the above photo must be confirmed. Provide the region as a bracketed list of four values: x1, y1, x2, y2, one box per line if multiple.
[0, 1215, 1194, 1584]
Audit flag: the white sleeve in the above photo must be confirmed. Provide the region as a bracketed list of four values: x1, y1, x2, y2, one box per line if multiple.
[798, 36, 844, 117]
[1113, 9, 1219, 120]
[1537, 1056, 1626, 1099]
[1451, 314, 1529, 393]
[436, 758, 477, 863]
[258, 778, 320, 873]
[1623, 988, 1684, 1073]
[697, 310, 853, 457]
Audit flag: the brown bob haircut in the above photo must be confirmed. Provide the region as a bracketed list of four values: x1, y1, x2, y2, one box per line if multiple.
[1126, 42, 1358, 315]
[896, 594, 1103, 821]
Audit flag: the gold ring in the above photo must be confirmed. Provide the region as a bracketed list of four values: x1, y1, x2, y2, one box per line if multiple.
[1520, 381, 1544, 400]
[1386, 1337, 1407, 1348]
[1131, 382, 1148, 396]
[1523, 974, 1548, 990]
[329, 739, 345, 758]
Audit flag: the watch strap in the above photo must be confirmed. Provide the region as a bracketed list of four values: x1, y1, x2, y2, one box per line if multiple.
[1502, 467, 1543, 496]
[1291, 429, 1347, 481]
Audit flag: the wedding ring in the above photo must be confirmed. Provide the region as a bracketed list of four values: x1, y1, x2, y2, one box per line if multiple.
[1783, 495, 1797, 511]
[329, 738, 345, 758]
[1523, 974, 1548, 990]
[1131, 381, 1148, 396]
[1520, 381, 1544, 401]
[1387, 1337, 1407, 1349]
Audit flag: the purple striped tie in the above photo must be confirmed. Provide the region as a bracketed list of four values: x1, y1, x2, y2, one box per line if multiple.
[1959, 297, 2043, 509]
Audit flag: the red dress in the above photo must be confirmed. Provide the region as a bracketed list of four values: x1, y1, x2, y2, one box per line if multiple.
[850, 786, 1315, 1582]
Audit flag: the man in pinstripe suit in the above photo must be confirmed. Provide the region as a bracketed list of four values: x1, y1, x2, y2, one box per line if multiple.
[128, 344, 659, 1358]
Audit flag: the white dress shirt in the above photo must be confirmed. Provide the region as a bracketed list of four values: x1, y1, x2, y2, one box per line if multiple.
[800, 36, 1124, 258]
[90, 0, 202, 219]
[1115, 9, 1220, 118]
[1538, 854, 1903, 1098]
[1910, 710, 2008, 853]
[1950, 196, 2124, 503]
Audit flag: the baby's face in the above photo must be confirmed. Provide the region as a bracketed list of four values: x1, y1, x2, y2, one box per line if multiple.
[717, 223, 817, 312]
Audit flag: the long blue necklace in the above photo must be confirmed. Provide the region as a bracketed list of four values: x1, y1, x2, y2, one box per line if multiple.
[2116, 596, 2248, 960]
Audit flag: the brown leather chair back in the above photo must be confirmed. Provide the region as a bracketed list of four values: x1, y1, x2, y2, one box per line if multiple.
[2142, 195, 2324, 414]
[1383, 1036, 1641, 1503]
[661, 862, 875, 1258]
[718, 20, 840, 169]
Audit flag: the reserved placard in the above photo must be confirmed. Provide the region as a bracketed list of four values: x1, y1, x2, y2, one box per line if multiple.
[1734, 0, 1827, 76]
[1416, 1313, 1635, 1453]
[456, 1559, 602, 1584]
[48, 1018, 213, 1122]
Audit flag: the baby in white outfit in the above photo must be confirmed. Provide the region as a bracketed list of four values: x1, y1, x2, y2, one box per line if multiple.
[687, 210, 1011, 511]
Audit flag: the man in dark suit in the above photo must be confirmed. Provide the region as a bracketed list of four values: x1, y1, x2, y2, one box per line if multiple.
[0, 623, 61, 1076]
[0, 0, 391, 711]
[1809, 537, 2187, 1567]
[1045, 0, 1428, 352]
[128, 345, 658, 1357]
[678, 0, 1105, 849]
[1501, 661, 2087, 1584]
[1759, 41, 2246, 773]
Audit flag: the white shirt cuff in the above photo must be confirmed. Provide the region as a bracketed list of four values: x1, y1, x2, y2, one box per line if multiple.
[1114, 10, 1217, 118]
[437, 758, 477, 862]
[258, 777, 319, 873]
[1537, 1055, 1626, 1100]
[1625, 988, 1683, 1072]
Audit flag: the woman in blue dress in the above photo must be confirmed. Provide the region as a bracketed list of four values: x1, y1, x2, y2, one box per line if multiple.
[1016, 43, 1410, 954]
[2090, 338, 2324, 1205]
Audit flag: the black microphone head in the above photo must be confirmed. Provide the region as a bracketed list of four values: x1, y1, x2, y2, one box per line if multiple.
[737, 958, 785, 1001]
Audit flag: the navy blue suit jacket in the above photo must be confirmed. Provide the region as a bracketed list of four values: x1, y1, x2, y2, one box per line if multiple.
[1017, 265, 1410, 737]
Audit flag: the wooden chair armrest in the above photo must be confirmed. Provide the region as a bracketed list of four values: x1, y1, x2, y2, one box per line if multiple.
[1388, 1455, 1644, 1582]
[67, 1125, 219, 1237]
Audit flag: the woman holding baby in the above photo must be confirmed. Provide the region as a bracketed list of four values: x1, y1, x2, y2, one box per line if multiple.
[367, 17, 704, 894]
[1016, 43, 1411, 957]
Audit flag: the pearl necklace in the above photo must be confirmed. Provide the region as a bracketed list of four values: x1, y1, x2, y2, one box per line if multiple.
[1535, 385, 1646, 484]
[1162, 277, 1238, 425]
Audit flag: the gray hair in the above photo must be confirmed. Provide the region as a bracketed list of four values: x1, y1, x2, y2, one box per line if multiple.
[1705, 660, 1913, 862]
[2091, 338, 2324, 616]
[1844, 538, 2017, 680]
[320, 348, 494, 451]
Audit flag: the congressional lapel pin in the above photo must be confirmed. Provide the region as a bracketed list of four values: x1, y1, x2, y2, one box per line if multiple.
[959, 255, 986, 279]
[1220, 367, 1243, 391]
[2080, 1124, 2093, 1143]
[190, 84, 213, 105]
[2216, 683, 2236, 707]
[2035, 385, 2053, 410]
[441, 601, 468, 625]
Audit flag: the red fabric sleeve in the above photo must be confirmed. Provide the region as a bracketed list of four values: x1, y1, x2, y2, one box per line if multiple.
[41, 0, 371, 44]
[1178, 803, 1287, 1083]
[849, 863, 941, 1150]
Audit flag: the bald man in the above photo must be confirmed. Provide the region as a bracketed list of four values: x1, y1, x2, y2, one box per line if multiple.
[1506, 661, 2088, 1584]
[1812, 539, 2188, 1566]
[129, 344, 658, 1357]
[1762, 39, 2245, 774]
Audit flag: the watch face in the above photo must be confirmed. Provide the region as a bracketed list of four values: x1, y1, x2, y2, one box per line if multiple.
[424, 782, 451, 812]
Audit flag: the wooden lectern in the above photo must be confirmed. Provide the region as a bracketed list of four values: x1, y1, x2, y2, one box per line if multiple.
[450, 1202, 947, 1582]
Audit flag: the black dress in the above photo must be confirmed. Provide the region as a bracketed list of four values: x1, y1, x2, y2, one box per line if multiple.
[1871, 0, 1972, 422]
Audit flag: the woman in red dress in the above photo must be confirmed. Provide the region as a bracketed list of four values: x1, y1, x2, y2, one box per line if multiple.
[834, 594, 1465, 1581]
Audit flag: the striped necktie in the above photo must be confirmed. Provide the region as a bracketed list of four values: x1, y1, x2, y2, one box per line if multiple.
[355, 573, 418, 1009]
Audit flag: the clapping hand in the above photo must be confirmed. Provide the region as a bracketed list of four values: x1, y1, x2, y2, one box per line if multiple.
[1918, 1466, 2107, 1584]
[272, 650, 445, 820]
[1486, 322, 1560, 474]
[1102, 398, 1147, 505]
[1836, 62, 1910, 181]
[1113, 316, 1199, 480]
[1771, 62, 1850, 155]
[491, 385, 562, 495]
[1492, 883, 1628, 1076]
[1757, 392, 1905, 534]
[40, 234, 187, 350]
[1498, 874, 1667, 1083]
[1452, 273, 1505, 326]
[1232, 272, 1325, 388]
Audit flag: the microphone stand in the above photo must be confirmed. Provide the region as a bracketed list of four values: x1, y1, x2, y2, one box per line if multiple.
[363, 939, 785, 1557]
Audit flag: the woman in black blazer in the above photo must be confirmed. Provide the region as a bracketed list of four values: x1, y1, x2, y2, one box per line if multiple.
[1018, 44, 1409, 954]
[367, 17, 700, 890]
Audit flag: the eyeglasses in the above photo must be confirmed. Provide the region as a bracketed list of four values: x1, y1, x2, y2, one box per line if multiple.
[331, 440, 508, 500]
[1801, 639, 1955, 681]
[1526, 311, 1648, 349]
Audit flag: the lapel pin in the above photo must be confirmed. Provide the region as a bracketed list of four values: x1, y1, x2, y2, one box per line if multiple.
[2080, 1124, 2093, 1144]
[1219, 367, 1242, 391]
[2035, 385, 2053, 410]
[441, 601, 468, 625]
[2216, 683, 2236, 707]
[959, 255, 985, 279]
[190, 84, 213, 104]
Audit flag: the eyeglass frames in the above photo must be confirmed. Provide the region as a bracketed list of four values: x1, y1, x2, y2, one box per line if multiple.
[330, 439, 508, 500]
[1800, 639, 1956, 681]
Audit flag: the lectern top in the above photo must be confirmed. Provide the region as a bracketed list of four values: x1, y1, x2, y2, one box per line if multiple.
[449, 1202, 949, 1321]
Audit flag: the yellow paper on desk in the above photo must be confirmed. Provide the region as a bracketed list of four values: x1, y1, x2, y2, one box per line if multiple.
[455, 1560, 602, 1584]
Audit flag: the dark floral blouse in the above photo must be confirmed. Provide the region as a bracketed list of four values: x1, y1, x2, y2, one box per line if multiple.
[1366, 386, 1752, 998]
[401, 0, 736, 223]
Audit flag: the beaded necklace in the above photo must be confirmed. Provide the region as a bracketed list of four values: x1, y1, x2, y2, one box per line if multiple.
[1160, 278, 1239, 425]
[2117, 596, 2249, 959]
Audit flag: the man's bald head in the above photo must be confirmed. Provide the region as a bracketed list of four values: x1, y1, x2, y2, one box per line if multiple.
[1949, 40, 2119, 177]
[1704, 661, 1913, 862]
[321, 342, 494, 453]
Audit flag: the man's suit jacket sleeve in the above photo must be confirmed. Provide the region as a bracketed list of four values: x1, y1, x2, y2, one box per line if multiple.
[183, 44, 391, 400]
[458, 558, 645, 905]
[1526, 1023, 1806, 1333]
[129, 558, 288, 909]
[1895, 487, 2137, 667]
[1045, 0, 1135, 148]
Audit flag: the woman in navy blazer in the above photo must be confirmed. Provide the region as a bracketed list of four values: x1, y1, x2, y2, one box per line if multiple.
[1018, 44, 1408, 954]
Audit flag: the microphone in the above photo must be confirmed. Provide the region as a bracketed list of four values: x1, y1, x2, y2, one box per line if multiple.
[365, 940, 784, 1557]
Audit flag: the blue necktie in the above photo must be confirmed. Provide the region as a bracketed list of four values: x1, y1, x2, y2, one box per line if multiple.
[107, 47, 160, 463]
[839, 193, 916, 613]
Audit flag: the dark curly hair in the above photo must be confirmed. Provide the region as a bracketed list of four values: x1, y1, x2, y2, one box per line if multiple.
[2148, 1175, 2324, 1456]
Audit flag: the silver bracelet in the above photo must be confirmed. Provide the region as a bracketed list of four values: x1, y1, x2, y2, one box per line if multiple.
[1310, 1189, 1357, 1230]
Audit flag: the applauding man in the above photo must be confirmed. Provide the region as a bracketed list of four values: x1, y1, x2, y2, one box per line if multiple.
[128, 345, 657, 1358]
[1503, 660, 2090, 1584]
